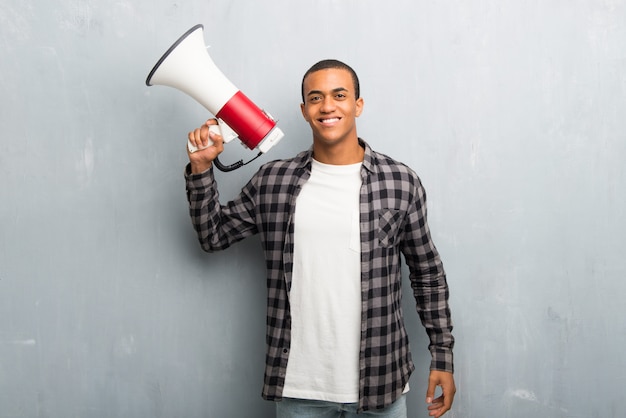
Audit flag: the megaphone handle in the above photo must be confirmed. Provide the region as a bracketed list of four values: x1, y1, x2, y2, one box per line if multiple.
[187, 124, 219, 153]
[186, 123, 259, 171]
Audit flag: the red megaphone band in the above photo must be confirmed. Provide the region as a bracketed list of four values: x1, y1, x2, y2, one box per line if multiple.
[216, 91, 277, 150]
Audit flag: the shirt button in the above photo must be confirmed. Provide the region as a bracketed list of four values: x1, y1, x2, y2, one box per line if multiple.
[283, 348, 289, 354]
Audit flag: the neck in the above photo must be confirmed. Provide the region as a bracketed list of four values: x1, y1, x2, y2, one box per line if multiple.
[312, 138, 364, 165]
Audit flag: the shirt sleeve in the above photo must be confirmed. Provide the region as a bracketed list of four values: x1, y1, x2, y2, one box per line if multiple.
[184, 164, 259, 252]
[401, 177, 455, 373]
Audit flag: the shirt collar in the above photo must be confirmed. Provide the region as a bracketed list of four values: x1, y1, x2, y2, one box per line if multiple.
[295, 138, 376, 174]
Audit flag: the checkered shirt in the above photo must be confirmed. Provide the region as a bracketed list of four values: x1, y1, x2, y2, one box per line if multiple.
[185, 139, 454, 412]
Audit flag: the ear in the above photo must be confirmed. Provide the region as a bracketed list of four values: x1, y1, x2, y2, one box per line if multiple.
[355, 97, 364, 117]
[300, 102, 309, 121]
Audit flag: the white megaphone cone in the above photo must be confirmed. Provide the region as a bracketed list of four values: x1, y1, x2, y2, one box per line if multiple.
[146, 24, 284, 171]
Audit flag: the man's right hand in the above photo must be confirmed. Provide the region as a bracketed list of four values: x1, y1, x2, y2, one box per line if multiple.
[187, 118, 225, 174]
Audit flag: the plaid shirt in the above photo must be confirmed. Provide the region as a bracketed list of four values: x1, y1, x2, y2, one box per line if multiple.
[185, 139, 454, 411]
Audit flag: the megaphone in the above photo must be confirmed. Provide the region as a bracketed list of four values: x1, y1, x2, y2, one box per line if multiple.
[146, 24, 284, 171]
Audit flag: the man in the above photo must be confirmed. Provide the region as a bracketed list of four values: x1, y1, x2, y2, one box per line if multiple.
[185, 60, 455, 417]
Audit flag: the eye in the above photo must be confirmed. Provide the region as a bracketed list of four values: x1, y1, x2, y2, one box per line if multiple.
[335, 93, 347, 100]
[309, 95, 322, 103]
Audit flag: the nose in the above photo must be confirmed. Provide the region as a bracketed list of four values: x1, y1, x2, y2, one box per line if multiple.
[320, 96, 335, 113]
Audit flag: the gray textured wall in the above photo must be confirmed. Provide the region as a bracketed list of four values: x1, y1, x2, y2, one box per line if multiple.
[1, 1, 625, 417]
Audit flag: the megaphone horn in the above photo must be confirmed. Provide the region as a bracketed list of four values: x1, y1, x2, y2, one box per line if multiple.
[146, 24, 284, 171]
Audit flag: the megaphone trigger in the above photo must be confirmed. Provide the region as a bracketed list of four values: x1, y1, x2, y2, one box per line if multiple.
[215, 120, 238, 144]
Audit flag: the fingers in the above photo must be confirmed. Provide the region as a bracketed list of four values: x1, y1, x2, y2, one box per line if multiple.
[427, 395, 448, 417]
[187, 121, 223, 153]
[187, 119, 225, 174]
[425, 371, 456, 417]
[426, 385, 435, 405]
[187, 126, 210, 152]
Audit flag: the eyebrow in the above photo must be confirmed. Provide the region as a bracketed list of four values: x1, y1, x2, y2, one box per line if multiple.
[306, 87, 349, 97]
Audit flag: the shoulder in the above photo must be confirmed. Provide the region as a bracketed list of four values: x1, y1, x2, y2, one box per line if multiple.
[365, 144, 429, 209]
[250, 148, 311, 184]
[368, 147, 422, 188]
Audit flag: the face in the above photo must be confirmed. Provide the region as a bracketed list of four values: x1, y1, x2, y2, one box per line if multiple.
[300, 68, 364, 148]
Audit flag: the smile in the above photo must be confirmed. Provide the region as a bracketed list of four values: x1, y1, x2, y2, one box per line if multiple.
[319, 117, 340, 125]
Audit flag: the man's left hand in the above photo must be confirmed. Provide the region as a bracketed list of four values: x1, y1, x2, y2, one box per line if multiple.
[426, 370, 456, 417]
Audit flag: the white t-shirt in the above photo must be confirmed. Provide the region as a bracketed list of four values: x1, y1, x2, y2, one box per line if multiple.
[283, 159, 363, 403]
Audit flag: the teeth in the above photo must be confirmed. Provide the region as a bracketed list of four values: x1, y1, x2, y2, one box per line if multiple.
[321, 118, 339, 124]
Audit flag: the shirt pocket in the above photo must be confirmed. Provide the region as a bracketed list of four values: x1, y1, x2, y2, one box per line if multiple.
[378, 208, 403, 248]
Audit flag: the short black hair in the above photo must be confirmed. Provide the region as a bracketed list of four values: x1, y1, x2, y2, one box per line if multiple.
[301, 59, 360, 103]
